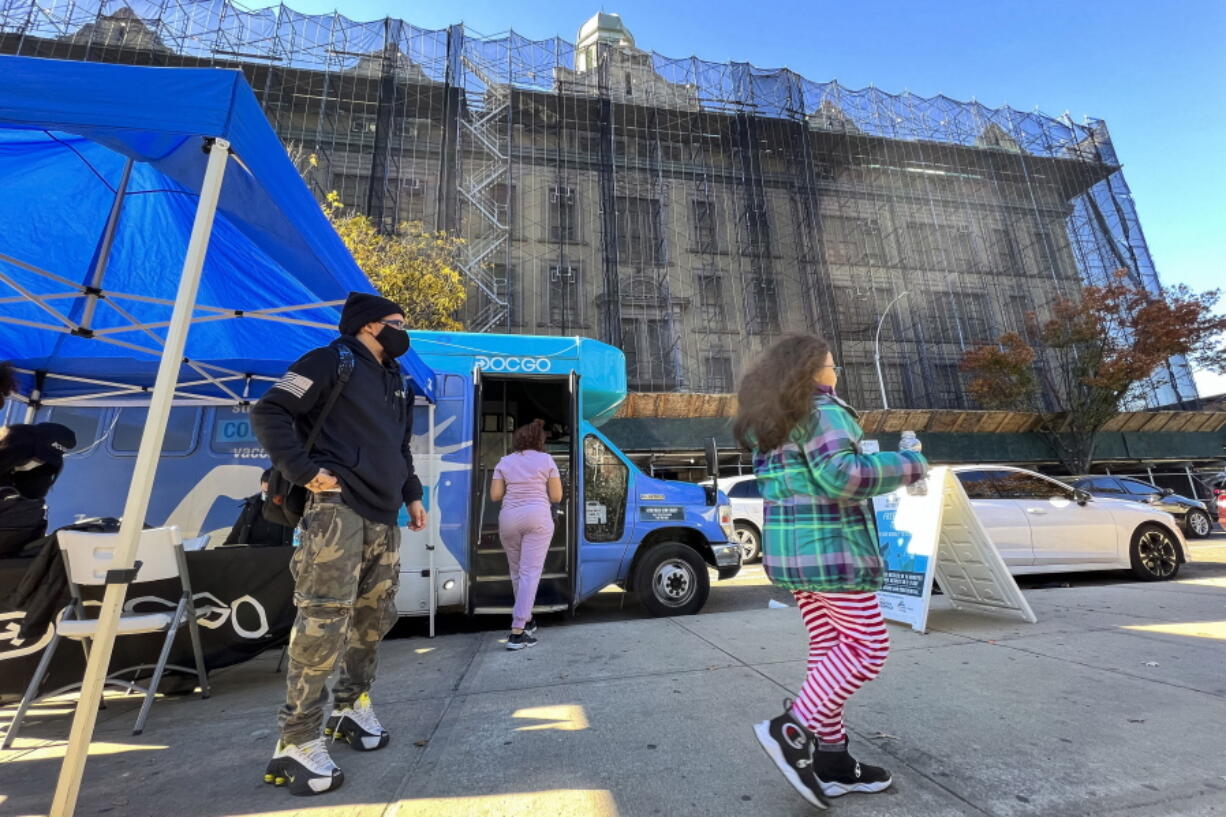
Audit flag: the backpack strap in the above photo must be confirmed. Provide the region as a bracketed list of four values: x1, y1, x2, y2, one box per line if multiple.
[302, 343, 356, 452]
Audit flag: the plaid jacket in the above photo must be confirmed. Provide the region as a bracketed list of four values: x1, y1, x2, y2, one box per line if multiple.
[753, 388, 928, 593]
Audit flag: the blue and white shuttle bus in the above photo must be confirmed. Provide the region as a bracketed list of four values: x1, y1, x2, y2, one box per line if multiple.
[31, 332, 741, 625]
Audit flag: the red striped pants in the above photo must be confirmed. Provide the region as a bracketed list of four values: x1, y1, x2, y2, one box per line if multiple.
[788, 591, 890, 744]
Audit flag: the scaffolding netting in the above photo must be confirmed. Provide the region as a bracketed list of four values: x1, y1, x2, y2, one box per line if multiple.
[0, 1, 1197, 408]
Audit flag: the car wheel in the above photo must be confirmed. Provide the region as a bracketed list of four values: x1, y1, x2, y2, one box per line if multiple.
[634, 542, 710, 617]
[1183, 509, 1212, 539]
[733, 522, 762, 563]
[1129, 524, 1181, 581]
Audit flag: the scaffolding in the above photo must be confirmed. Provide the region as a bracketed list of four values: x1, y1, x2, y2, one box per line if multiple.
[0, 2, 1197, 408]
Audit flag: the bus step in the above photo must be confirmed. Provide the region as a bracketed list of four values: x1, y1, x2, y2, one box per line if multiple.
[472, 604, 568, 615]
[474, 572, 567, 583]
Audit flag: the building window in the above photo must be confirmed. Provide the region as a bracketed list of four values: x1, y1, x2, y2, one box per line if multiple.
[1030, 226, 1062, 279]
[950, 291, 993, 343]
[933, 363, 965, 409]
[490, 264, 518, 327]
[335, 173, 370, 210]
[490, 182, 514, 236]
[398, 177, 426, 224]
[794, 196, 818, 261]
[747, 276, 780, 335]
[548, 186, 578, 243]
[1004, 293, 1032, 335]
[823, 216, 886, 266]
[547, 264, 580, 326]
[616, 196, 665, 265]
[696, 273, 726, 328]
[833, 285, 895, 337]
[692, 199, 718, 254]
[621, 318, 678, 390]
[739, 203, 772, 257]
[704, 355, 734, 393]
[990, 227, 1022, 274]
[946, 225, 976, 270]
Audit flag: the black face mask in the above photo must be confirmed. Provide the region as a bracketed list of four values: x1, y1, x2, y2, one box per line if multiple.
[375, 325, 410, 358]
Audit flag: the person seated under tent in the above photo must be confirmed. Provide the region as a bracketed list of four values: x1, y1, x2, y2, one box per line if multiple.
[0, 419, 78, 559]
[222, 467, 295, 548]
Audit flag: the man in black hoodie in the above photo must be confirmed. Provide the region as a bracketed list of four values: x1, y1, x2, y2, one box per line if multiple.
[253, 292, 426, 796]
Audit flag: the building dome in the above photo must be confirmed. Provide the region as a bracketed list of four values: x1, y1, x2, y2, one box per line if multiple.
[575, 12, 635, 72]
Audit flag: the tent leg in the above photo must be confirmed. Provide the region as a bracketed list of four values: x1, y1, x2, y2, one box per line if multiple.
[428, 402, 436, 639]
[48, 137, 231, 817]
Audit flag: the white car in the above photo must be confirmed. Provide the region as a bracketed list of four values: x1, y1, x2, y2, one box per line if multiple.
[705, 466, 1189, 580]
[703, 475, 764, 563]
[952, 466, 1188, 581]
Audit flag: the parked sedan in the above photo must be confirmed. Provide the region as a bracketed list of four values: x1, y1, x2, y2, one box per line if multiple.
[702, 475, 763, 563]
[954, 466, 1189, 581]
[1068, 476, 1214, 539]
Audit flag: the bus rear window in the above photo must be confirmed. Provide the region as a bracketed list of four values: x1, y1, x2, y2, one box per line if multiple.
[110, 407, 199, 454]
[47, 406, 104, 454]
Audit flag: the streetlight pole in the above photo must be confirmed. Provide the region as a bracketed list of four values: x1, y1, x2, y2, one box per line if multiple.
[875, 291, 910, 411]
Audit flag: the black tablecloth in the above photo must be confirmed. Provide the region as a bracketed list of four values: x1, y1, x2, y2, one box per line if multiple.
[0, 546, 295, 696]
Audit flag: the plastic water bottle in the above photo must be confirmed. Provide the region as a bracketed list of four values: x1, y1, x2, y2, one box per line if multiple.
[899, 431, 927, 496]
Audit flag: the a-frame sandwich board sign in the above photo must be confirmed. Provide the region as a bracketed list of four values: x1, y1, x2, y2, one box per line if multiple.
[874, 467, 1038, 633]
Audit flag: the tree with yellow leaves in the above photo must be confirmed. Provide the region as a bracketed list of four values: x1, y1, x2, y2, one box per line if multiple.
[323, 193, 467, 331]
[289, 145, 467, 331]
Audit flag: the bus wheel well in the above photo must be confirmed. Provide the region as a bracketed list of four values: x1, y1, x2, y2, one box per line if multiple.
[625, 527, 711, 593]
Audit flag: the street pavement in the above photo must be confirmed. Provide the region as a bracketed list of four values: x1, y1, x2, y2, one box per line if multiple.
[2, 540, 1224, 817]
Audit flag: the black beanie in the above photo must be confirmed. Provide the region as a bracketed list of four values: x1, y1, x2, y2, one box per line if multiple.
[30, 422, 76, 466]
[338, 291, 404, 336]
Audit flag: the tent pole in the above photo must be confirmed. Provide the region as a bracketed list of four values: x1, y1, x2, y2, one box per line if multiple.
[427, 401, 436, 639]
[80, 157, 134, 332]
[49, 138, 230, 817]
[23, 372, 43, 422]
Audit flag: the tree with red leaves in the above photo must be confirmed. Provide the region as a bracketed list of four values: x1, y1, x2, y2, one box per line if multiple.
[960, 271, 1226, 474]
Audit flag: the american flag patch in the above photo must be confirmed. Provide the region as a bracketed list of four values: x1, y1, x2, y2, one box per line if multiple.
[273, 371, 314, 399]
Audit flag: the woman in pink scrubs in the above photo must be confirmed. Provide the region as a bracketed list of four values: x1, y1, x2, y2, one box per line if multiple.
[490, 419, 564, 650]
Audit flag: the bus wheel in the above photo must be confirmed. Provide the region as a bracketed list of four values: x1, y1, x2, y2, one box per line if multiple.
[635, 543, 710, 617]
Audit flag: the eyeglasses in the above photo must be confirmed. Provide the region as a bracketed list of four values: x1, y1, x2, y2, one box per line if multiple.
[821, 365, 844, 375]
[379, 319, 407, 330]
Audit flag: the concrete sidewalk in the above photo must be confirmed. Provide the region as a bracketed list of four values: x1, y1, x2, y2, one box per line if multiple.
[3, 557, 1226, 817]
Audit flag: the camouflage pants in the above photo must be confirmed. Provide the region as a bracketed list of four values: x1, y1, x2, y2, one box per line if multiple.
[278, 494, 400, 745]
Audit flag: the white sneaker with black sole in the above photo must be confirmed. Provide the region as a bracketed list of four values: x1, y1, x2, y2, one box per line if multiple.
[325, 692, 390, 751]
[752, 700, 829, 809]
[264, 738, 344, 796]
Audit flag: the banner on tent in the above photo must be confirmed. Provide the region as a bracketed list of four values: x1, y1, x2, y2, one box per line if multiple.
[873, 467, 1036, 633]
[0, 546, 294, 696]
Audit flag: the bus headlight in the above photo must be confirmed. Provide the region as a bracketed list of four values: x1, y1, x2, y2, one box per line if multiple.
[718, 504, 735, 541]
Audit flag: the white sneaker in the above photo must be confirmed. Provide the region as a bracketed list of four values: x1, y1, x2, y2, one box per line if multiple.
[264, 738, 344, 795]
[326, 692, 390, 751]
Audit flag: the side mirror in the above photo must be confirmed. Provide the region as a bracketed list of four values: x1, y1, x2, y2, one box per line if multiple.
[1160, 487, 1175, 497]
[1073, 489, 1092, 506]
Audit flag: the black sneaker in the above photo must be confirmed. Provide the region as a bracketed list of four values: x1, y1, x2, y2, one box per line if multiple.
[752, 700, 829, 809]
[810, 738, 893, 796]
[524, 618, 539, 635]
[325, 692, 389, 751]
[264, 738, 344, 796]
[506, 631, 538, 650]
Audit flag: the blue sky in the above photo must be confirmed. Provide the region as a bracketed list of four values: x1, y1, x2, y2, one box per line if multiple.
[283, 0, 1226, 389]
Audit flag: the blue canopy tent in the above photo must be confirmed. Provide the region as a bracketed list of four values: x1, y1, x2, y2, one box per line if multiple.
[0, 56, 435, 405]
[0, 54, 435, 815]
